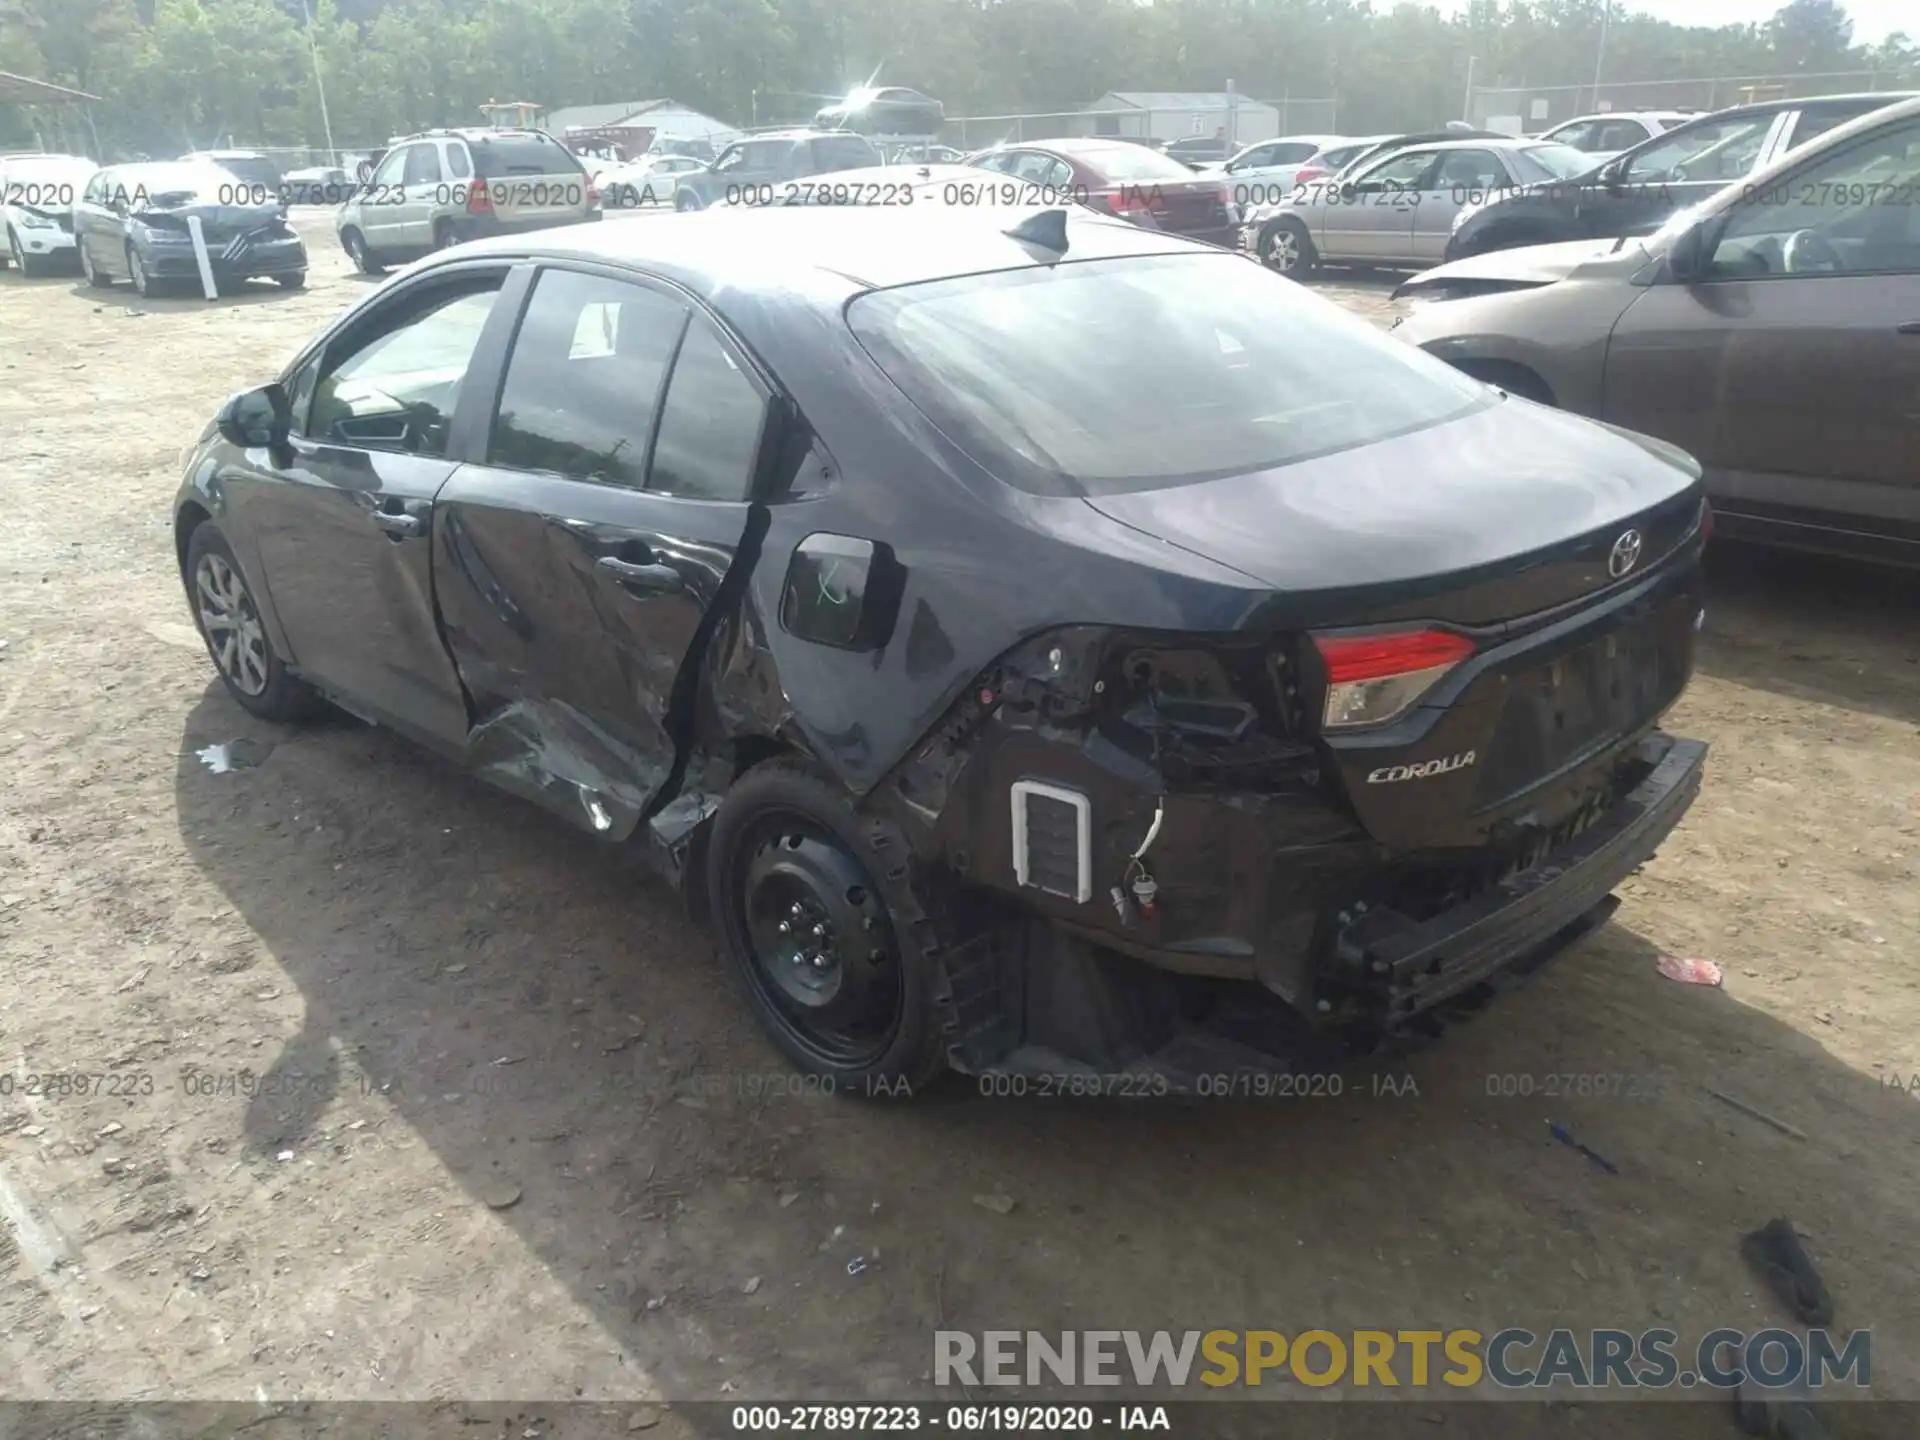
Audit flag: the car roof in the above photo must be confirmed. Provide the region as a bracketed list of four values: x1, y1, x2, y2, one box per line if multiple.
[442, 202, 1200, 296]
[735, 128, 869, 143]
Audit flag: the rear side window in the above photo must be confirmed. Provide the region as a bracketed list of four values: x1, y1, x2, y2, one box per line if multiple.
[446, 144, 472, 179]
[648, 318, 769, 501]
[489, 269, 689, 487]
[810, 136, 882, 172]
[471, 135, 585, 178]
[849, 252, 1491, 498]
[1789, 106, 1875, 149]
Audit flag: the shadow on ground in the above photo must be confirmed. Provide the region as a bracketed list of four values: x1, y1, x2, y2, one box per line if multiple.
[169, 553, 1920, 1430]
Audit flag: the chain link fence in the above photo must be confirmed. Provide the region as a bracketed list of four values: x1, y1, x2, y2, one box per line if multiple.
[940, 98, 1339, 155]
[1468, 70, 1890, 135]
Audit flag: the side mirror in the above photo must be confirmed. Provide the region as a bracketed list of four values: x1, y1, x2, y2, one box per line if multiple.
[1338, 181, 1357, 201]
[217, 383, 292, 452]
[1666, 222, 1708, 283]
[1599, 159, 1626, 191]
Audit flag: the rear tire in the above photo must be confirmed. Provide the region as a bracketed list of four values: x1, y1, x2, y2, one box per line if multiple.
[675, 191, 703, 213]
[342, 227, 384, 275]
[431, 218, 458, 251]
[183, 522, 321, 724]
[275, 271, 307, 290]
[1259, 216, 1317, 276]
[707, 761, 951, 1094]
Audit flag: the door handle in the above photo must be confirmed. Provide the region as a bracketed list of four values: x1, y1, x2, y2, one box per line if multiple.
[597, 554, 683, 594]
[1896, 321, 1920, 335]
[371, 510, 424, 537]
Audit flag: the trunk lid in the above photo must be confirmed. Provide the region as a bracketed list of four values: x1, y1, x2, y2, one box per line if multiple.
[1081, 396, 1701, 628]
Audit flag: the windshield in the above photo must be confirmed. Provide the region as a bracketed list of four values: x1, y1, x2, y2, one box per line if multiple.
[207, 156, 281, 188]
[120, 164, 234, 202]
[1511, 143, 1596, 181]
[472, 136, 584, 178]
[1624, 114, 1773, 184]
[849, 252, 1493, 498]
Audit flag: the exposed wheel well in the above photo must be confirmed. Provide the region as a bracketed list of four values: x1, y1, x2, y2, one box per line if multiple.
[1450, 357, 1556, 406]
[175, 501, 212, 576]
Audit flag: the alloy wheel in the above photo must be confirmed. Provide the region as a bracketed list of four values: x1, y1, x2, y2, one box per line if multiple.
[1262, 226, 1301, 272]
[734, 812, 903, 1068]
[194, 552, 270, 696]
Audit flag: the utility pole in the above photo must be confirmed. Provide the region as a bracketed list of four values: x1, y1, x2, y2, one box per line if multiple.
[1592, 0, 1612, 113]
[1463, 54, 1477, 122]
[300, 0, 338, 160]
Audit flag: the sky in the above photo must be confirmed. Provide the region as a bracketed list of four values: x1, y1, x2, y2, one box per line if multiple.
[1435, 1, 1909, 45]
[1622, 0, 1908, 42]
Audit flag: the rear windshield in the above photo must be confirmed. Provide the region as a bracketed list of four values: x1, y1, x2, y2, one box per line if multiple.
[471, 136, 584, 178]
[849, 252, 1492, 498]
[810, 136, 882, 171]
[1071, 145, 1200, 182]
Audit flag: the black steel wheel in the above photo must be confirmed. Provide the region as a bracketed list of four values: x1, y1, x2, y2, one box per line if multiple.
[708, 762, 950, 1091]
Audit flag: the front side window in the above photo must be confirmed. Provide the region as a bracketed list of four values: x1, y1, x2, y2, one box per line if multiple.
[1709, 116, 1920, 278]
[489, 269, 689, 487]
[370, 149, 406, 187]
[403, 145, 443, 186]
[710, 146, 746, 174]
[1545, 120, 1598, 150]
[307, 280, 503, 456]
[1352, 149, 1437, 190]
[1624, 113, 1775, 184]
[1597, 121, 1651, 151]
[648, 318, 769, 502]
[848, 252, 1491, 498]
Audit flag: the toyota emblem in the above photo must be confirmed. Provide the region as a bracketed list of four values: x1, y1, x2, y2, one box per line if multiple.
[1608, 529, 1644, 579]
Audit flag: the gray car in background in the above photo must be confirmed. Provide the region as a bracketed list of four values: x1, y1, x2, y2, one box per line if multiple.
[336, 127, 596, 275]
[1242, 136, 1595, 274]
[1393, 97, 1920, 567]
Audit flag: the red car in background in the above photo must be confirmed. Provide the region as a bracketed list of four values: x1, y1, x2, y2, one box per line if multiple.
[963, 138, 1237, 247]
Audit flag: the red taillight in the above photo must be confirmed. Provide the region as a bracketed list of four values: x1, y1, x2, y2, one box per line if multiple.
[467, 183, 493, 216]
[1292, 164, 1329, 186]
[1315, 629, 1476, 683]
[1313, 629, 1476, 730]
[585, 178, 601, 207]
[1097, 187, 1153, 216]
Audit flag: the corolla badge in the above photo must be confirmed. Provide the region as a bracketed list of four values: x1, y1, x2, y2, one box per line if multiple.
[1367, 751, 1476, 784]
[1608, 528, 1644, 579]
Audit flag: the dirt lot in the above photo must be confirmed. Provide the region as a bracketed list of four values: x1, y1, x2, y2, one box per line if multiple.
[2, 217, 1918, 1432]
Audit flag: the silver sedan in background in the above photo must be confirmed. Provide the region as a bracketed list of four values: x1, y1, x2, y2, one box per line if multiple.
[1242, 136, 1594, 275]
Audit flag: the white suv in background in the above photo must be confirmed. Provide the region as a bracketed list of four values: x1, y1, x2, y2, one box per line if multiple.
[0, 152, 96, 276]
[1536, 111, 1695, 159]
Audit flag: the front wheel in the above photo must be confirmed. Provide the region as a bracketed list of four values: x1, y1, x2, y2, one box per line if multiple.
[707, 762, 950, 1093]
[341, 227, 384, 275]
[80, 240, 112, 288]
[275, 271, 307, 290]
[675, 191, 703, 213]
[128, 244, 168, 298]
[1259, 217, 1316, 276]
[184, 523, 321, 723]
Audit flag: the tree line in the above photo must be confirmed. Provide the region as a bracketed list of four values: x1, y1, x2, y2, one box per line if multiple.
[1, 0, 1913, 158]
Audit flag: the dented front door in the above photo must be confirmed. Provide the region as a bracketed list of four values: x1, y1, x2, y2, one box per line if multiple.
[431, 264, 770, 838]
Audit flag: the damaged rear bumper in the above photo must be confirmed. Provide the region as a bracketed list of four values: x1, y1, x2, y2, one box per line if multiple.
[1336, 732, 1705, 1030]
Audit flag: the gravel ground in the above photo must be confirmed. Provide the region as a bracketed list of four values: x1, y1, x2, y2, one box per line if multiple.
[1, 215, 1917, 1431]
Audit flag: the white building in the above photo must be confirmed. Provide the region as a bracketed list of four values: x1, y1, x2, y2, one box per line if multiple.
[542, 99, 740, 155]
[1081, 91, 1282, 147]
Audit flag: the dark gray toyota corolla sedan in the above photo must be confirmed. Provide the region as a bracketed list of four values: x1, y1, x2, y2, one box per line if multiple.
[173, 203, 1710, 1092]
